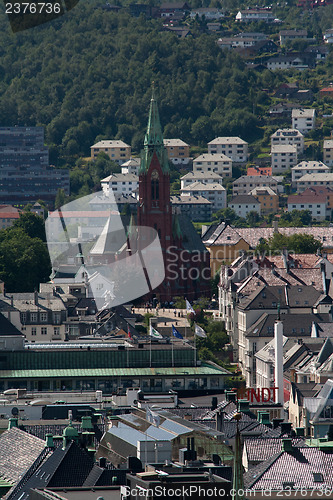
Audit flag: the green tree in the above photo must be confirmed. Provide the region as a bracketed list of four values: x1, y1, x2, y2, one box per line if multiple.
[12, 212, 46, 241]
[0, 228, 51, 292]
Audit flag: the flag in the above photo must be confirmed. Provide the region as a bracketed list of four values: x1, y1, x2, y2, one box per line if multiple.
[172, 324, 183, 339]
[186, 299, 195, 314]
[195, 323, 207, 338]
[150, 324, 163, 339]
[127, 324, 133, 341]
[146, 406, 160, 427]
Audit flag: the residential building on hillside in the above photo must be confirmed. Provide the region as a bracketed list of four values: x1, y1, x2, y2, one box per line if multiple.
[248, 186, 279, 215]
[291, 161, 329, 186]
[207, 137, 248, 163]
[271, 129, 304, 154]
[267, 55, 308, 71]
[181, 182, 226, 211]
[121, 158, 140, 175]
[232, 175, 281, 196]
[323, 28, 333, 43]
[287, 187, 333, 220]
[189, 7, 224, 19]
[100, 173, 139, 196]
[0, 127, 69, 206]
[193, 153, 232, 178]
[271, 144, 297, 173]
[163, 139, 191, 165]
[296, 172, 333, 192]
[180, 171, 223, 189]
[90, 140, 131, 163]
[171, 195, 212, 222]
[229, 195, 261, 218]
[292, 108, 316, 134]
[323, 139, 333, 167]
[235, 9, 276, 23]
[319, 86, 333, 98]
[279, 29, 308, 45]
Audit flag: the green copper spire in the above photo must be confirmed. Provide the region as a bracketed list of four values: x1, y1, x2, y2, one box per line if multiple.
[144, 85, 164, 148]
[140, 85, 169, 174]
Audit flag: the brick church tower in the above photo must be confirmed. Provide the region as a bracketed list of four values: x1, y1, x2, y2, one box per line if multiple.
[137, 91, 211, 302]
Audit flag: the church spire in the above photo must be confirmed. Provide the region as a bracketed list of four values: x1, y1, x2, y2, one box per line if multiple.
[144, 84, 164, 148]
[140, 85, 169, 174]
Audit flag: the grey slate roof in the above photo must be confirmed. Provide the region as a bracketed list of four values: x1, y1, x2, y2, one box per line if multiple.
[244, 437, 306, 464]
[0, 313, 22, 336]
[0, 427, 46, 484]
[244, 447, 333, 490]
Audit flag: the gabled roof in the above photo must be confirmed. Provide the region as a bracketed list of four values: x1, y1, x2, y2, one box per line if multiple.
[0, 427, 46, 485]
[244, 447, 333, 490]
[244, 437, 306, 463]
[230, 195, 260, 205]
[0, 313, 23, 336]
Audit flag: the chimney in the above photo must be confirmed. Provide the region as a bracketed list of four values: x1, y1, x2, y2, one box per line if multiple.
[225, 390, 237, 402]
[8, 417, 18, 429]
[45, 433, 54, 448]
[211, 396, 218, 410]
[34, 290, 38, 306]
[281, 422, 292, 435]
[274, 318, 284, 415]
[272, 418, 284, 429]
[99, 457, 107, 468]
[216, 410, 224, 432]
[81, 415, 93, 431]
[238, 399, 250, 414]
[282, 438, 293, 453]
[10, 295, 13, 307]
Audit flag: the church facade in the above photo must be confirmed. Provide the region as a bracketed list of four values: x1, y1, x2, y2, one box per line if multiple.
[137, 92, 211, 301]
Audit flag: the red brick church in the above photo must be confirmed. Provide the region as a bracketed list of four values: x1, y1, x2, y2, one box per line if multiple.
[137, 92, 210, 302]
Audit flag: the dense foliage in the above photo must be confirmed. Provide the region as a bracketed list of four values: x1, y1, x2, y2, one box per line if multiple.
[256, 232, 323, 254]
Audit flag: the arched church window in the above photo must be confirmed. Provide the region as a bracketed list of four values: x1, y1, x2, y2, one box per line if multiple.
[151, 170, 159, 202]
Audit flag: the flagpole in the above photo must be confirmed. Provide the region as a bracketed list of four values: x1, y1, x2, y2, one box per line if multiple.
[194, 326, 196, 367]
[149, 317, 152, 368]
[171, 335, 174, 367]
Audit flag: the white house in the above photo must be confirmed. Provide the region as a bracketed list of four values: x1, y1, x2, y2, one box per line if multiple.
[229, 195, 261, 218]
[207, 137, 248, 163]
[190, 7, 224, 19]
[101, 173, 139, 197]
[180, 171, 223, 189]
[121, 158, 140, 175]
[292, 108, 316, 134]
[235, 9, 276, 23]
[291, 161, 329, 187]
[271, 129, 304, 154]
[287, 192, 328, 220]
[323, 28, 333, 43]
[193, 153, 232, 178]
[323, 140, 333, 167]
[271, 144, 297, 173]
[181, 182, 226, 211]
[163, 139, 191, 165]
[296, 173, 333, 193]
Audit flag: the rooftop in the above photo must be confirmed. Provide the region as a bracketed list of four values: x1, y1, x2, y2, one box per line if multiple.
[91, 140, 130, 149]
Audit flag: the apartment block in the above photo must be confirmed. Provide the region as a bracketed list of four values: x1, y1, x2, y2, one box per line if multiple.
[229, 195, 261, 218]
[323, 140, 333, 167]
[271, 129, 304, 154]
[181, 182, 226, 211]
[232, 175, 280, 196]
[207, 137, 248, 163]
[90, 140, 131, 163]
[193, 153, 232, 177]
[0, 127, 69, 206]
[292, 108, 316, 134]
[249, 186, 279, 215]
[180, 171, 223, 189]
[100, 173, 139, 196]
[291, 161, 329, 187]
[163, 139, 190, 165]
[271, 144, 297, 173]
[296, 173, 333, 192]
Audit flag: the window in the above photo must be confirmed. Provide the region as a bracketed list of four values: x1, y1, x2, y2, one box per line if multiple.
[313, 473, 324, 483]
[31, 327, 37, 336]
[21, 312, 27, 323]
[40, 312, 48, 322]
[30, 312, 37, 322]
[54, 327, 60, 336]
[41, 327, 47, 335]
